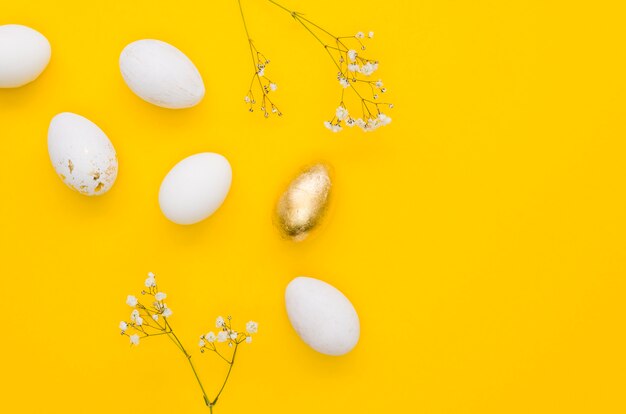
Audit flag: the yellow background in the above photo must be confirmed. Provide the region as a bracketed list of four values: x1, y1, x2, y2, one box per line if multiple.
[1, 0, 625, 412]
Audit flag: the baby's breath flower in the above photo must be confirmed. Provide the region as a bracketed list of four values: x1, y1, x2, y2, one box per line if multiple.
[126, 295, 138, 307]
[324, 121, 342, 133]
[238, 1, 281, 118]
[246, 321, 258, 334]
[378, 113, 392, 126]
[246, 336, 252, 344]
[145, 273, 156, 288]
[336, 106, 349, 121]
[236, 0, 394, 133]
[121, 273, 260, 412]
[130, 309, 140, 321]
[350, 113, 391, 132]
[360, 62, 377, 76]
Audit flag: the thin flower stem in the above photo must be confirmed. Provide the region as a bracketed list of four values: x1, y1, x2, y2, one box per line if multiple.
[363, 98, 392, 106]
[141, 331, 170, 338]
[237, 0, 256, 68]
[165, 321, 211, 407]
[296, 16, 327, 48]
[266, 0, 368, 102]
[296, 13, 338, 41]
[169, 335, 187, 356]
[186, 354, 211, 407]
[268, 0, 335, 39]
[240, 0, 280, 117]
[211, 343, 239, 406]
[213, 348, 233, 364]
[266, 1, 330, 51]
[267, 0, 292, 16]
[238, 0, 265, 92]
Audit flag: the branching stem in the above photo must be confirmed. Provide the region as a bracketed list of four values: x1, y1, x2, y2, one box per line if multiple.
[165, 320, 211, 407]
[266, 0, 369, 102]
[211, 343, 239, 406]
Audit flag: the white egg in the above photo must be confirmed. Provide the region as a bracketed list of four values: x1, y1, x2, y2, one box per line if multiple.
[159, 153, 232, 225]
[0, 24, 51, 88]
[48, 112, 118, 196]
[119, 39, 205, 109]
[285, 276, 360, 356]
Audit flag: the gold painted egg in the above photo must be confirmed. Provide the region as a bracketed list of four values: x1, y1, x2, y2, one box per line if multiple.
[276, 163, 332, 241]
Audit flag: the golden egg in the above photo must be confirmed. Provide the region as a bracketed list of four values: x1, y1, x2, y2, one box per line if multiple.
[276, 163, 332, 241]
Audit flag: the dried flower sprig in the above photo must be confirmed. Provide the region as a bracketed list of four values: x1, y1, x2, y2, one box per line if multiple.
[237, 0, 393, 132]
[119, 272, 258, 413]
[270, 2, 393, 132]
[197, 316, 258, 407]
[238, 0, 282, 117]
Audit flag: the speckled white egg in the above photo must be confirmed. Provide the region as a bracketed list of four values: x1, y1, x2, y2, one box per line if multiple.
[159, 153, 232, 225]
[119, 39, 205, 109]
[285, 276, 360, 356]
[48, 112, 118, 196]
[0, 24, 51, 88]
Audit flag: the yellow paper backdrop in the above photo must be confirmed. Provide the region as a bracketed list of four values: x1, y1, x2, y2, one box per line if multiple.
[1, 0, 625, 413]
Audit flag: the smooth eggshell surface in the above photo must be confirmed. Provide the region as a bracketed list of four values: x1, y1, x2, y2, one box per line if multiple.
[285, 276, 360, 356]
[119, 39, 205, 109]
[48, 112, 118, 196]
[158, 152, 232, 225]
[0, 24, 51, 88]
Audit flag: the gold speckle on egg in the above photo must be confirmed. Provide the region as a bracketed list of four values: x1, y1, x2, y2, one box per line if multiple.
[276, 163, 332, 241]
[67, 159, 74, 174]
[105, 161, 116, 177]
